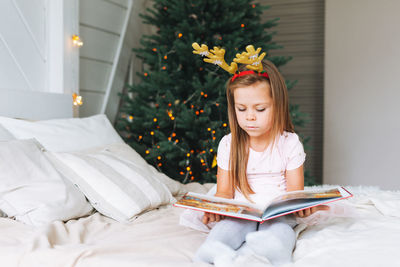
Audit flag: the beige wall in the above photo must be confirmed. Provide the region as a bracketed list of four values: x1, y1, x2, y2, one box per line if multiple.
[324, 0, 400, 189]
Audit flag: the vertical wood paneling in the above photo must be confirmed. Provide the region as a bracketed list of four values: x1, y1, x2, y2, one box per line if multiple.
[260, 0, 324, 183]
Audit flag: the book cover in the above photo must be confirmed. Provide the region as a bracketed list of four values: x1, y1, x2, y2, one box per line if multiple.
[174, 186, 353, 222]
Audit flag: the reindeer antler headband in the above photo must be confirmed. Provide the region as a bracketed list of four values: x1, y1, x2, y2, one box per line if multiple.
[192, 42, 268, 81]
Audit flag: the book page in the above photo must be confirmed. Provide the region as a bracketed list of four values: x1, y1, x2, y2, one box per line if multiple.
[272, 188, 342, 204]
[175, 193, 264, 218]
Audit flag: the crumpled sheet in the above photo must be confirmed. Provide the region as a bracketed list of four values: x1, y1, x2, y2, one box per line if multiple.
[0, 183, 399, 267]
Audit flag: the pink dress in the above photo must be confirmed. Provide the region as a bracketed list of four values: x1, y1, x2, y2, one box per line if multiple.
[217, 132, 306, 208]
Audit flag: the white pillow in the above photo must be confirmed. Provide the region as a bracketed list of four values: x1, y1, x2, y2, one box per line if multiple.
[0, 139, 93, 226]
[45, 145, 175, 222]
[89, 143, 186, 196]
[0, 124, 15, 141]
[0, 114, 124, 152]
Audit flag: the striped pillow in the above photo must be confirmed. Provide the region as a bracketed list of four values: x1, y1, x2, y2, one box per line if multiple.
[45, 147, 174, 222]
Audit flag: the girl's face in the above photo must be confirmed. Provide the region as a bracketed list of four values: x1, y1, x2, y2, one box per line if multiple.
[233, 81, 273, 139]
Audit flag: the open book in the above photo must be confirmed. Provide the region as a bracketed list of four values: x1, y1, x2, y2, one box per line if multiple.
[174, 186, 352, 222]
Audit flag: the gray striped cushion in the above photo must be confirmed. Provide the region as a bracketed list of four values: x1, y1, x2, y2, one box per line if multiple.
[46, 147, 174, 222]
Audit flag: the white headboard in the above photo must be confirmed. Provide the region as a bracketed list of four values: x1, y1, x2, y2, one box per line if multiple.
[0, 89, 73, 120]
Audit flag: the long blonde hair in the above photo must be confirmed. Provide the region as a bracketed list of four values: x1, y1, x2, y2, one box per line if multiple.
[226, 60, 294, 200]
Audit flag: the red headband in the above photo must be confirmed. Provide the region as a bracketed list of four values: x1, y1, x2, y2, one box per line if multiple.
[231, 70, 269, 82]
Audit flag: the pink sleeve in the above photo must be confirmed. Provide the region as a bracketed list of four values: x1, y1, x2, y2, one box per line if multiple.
[216, 135, 231, 170]
[285, 133, 306, 170]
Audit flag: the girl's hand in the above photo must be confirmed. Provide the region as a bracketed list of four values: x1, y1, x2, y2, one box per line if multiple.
[295, 205, 330, 218]
[202, 212, 225, 224]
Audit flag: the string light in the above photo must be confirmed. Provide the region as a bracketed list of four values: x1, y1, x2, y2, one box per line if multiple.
[178, 33, 183, 38]
[72, 93, 83, 106]
[145, 150, 150, 154]
[153, 118, 157, 122]
[72, 35, 83, 47]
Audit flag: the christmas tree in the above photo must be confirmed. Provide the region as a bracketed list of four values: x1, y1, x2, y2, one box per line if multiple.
[116, 0, 309, 184]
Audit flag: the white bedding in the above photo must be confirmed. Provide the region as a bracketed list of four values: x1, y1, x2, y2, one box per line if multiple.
[0, 183, 399, 267]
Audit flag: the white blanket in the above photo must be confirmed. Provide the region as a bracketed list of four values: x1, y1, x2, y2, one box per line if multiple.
[0, 183, 399, 267]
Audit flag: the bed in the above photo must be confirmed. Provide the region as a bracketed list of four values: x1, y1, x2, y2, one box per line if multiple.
[0, 113, 399, 267]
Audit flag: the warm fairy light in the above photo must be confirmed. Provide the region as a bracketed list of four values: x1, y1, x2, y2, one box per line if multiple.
[180, 171, 184, 175]
[175, 139, 179, 143]
[150, 131, 154, 135]
[213, 137, 216, 140]
[200, 159, 204, 163]
[201, 92, 204, 95]
[212, 130, 216, 134]
[129, 115, 133, 120]
[252, 4, 256, 8]
[207, 128, 211, 131]
[144, 73, 148, 76]
[190, 176, 195, 180]
[158, 163, 162, 167]
[241, 24, 245, 28]
[168, 103, 172, 107]
[168, 137, 172, 141]
[164, 55, 167, 60]
[223, 123, 227, 127]
[72, 93, 83, 106]
[204, 94, 208, 98]
[210, 149, 214, 152]
[153, 118, 157, 122]
[186, 153, 190, 157]
[138, 135, 143, 140]
[172, 133, 176, 137]
[195, 111, 200, 115]
[157, 156, 162, 160]
[200, 109, 204, 113]
[72, 35, 83, 47]
[145, 150, 150, 154]
[157, 145, 160, 148]
[162, 66, 166, 70]
[216, 103, 220, 107]
[171, 116, 175, 120]
[186, 166, 191, 171]
[178, 33, 183, 38]
[152, 48, 157, 52]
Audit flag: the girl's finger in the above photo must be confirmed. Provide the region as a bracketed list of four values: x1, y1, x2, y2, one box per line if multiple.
[304, 208, 311, 217]
[209, 213, 216, 222]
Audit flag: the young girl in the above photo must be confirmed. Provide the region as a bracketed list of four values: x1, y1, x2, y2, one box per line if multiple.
[193, 60, 327, 266]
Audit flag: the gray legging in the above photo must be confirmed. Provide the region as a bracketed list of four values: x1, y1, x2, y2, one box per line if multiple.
[194, 215, 297, 265]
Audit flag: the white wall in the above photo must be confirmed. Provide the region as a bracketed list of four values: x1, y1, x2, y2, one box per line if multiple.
[324, 0, 400, 189]
[0, 0, 79, 119]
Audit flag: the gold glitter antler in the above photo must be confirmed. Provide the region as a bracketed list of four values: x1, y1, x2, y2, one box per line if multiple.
[233, 45, 266, 72]
[192, 42, 238, 74]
